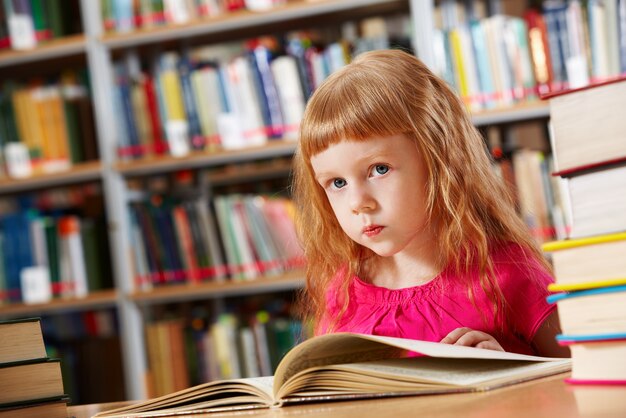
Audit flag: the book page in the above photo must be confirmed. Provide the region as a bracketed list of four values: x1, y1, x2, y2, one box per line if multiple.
[93, 377, 275, 417]
[277, 357, 571, 400]
[273, 333, 568, 395]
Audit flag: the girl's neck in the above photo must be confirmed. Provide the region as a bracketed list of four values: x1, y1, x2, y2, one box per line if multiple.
[363, 242, 443, 290]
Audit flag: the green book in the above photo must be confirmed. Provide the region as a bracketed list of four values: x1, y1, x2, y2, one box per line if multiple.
[80, 219, 102, 292]
[43, 217, 60, 296]
[29, 0, 50, 41]
[46, 0, 64, 38]
[0, 233, 6, 304]
[62, 97, 84, 163]
[0, 84, 20, 144]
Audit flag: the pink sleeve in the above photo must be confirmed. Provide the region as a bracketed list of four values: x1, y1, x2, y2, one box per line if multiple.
[494, 244, 556, 342]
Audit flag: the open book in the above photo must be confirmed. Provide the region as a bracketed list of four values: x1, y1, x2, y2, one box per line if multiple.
[95, 333, 571, 417]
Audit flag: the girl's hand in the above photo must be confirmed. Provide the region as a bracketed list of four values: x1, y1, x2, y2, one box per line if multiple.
[440, 327, 505, 351]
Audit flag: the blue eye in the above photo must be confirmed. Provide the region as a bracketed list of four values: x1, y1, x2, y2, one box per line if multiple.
[332, 178, 347, 189]
[372, 164, 389, 176]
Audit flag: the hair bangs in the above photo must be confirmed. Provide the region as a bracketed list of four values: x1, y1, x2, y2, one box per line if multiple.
[299, 66, 413, 159]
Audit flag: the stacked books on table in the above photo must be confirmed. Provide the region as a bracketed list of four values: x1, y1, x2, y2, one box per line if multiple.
[542, 76, 626, 385]
[0, 318, 68, 418]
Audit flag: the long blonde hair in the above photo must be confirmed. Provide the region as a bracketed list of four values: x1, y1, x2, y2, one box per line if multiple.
[292, 49, 550, 331]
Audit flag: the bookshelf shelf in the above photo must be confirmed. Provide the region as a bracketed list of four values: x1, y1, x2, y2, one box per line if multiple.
[131, 270, 304, 305]
[100, 0, 407, 50]
[0, 289, 118, 318]
[0, 35, 87, 68]
[0, 161, 103, 195]
[115, 141, 297, 178]
[207, 157, 293, 186]
[471, 101, 550, 126]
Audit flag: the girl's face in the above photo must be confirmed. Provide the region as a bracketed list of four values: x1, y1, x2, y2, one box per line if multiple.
[311, 134, 433, 258]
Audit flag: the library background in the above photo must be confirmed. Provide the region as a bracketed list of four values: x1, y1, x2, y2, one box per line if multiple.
[0, 0, 622, 406]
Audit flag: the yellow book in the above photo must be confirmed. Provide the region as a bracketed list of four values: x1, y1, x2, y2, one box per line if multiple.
[543, 232, 626, 290]
[449, 28, 468, 99]
[34, 87, 58, 166]
[548, 278, 626, 292]
[48, 87, 71, 170]
[542, 231, 626, 251]
[27, 89, 47, 162]
[160, 70, 185, 122]
[130, 81, 153, 155]
[13, 89, 44, 165]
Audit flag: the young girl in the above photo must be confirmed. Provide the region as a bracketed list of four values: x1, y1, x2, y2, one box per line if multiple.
[292, 49, 568, 357]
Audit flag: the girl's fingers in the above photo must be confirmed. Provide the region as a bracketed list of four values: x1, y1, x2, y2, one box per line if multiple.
[440, 327, 472, 344]
[440, 328, 505, 351]
[475, 340, 505, 352]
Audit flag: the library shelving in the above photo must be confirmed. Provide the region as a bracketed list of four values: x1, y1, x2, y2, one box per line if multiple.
[0, 289, 117, 318]
[0, 34, 86, 68]
[0, 161, 103, 195]
[2, 0, 608, 403]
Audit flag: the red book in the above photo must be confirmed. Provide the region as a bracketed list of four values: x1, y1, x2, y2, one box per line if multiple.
[143, 75, 168, 155]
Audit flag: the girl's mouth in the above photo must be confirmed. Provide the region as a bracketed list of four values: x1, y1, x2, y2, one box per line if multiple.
[363, 225, 384, 237]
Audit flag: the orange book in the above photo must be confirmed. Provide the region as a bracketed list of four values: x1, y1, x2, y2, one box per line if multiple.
[171, 205, 201, 283]
[525, 9, 553, 95]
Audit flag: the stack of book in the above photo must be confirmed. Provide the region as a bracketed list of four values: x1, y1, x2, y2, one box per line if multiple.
[0, 318, 68, 417]
[542, 77, 626, 385]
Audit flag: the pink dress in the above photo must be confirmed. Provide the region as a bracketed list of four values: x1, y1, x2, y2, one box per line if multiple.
[318, 243, 555, 355]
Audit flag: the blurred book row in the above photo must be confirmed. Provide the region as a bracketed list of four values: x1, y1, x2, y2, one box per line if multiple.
[145, 305, 308, 398]
[0, 0, 81, 51]
[113, 15, 411, 158]
[101, 0, 291, 34]
[129, 193, 304, 291]
[0, 71, 98, 180]
[432, 0, 626, 111]
[486, 120, 569, 244]
[0, 185, 112, 305]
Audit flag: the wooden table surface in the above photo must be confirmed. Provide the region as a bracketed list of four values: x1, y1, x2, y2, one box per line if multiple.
[67, 373, 626, 418]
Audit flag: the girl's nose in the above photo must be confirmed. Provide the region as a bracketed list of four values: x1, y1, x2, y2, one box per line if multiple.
[349, 186, 376, 214]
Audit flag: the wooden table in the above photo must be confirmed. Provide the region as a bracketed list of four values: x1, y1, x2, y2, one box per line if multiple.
[68, 374, 626, 418]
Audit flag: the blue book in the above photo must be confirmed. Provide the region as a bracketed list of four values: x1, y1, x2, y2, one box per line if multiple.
[542, 1, 568, 86]
[469, 19, 495, 108]
[114, 63, 141, 157]
[557, 332, 626, 343]
[177, 55, 204, 150]
[1, 212, 34, 302]
[249, 47, 284, 139]
[547, 284, 626, 304]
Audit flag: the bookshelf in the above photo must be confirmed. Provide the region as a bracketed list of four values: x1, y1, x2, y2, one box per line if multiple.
[131, 270, 304, 305]
[0, 34, 86, 67]
[1, 0, 610, 403]
[0, 161, 102, 194]
[0, 289, 117, 317]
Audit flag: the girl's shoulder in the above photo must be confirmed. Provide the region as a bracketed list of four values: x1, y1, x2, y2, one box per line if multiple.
[489, 241, 553, 289]
[490, 241, 537, 266]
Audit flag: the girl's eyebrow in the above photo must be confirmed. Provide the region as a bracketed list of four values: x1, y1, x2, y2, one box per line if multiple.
[314, 171, 335, 182]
